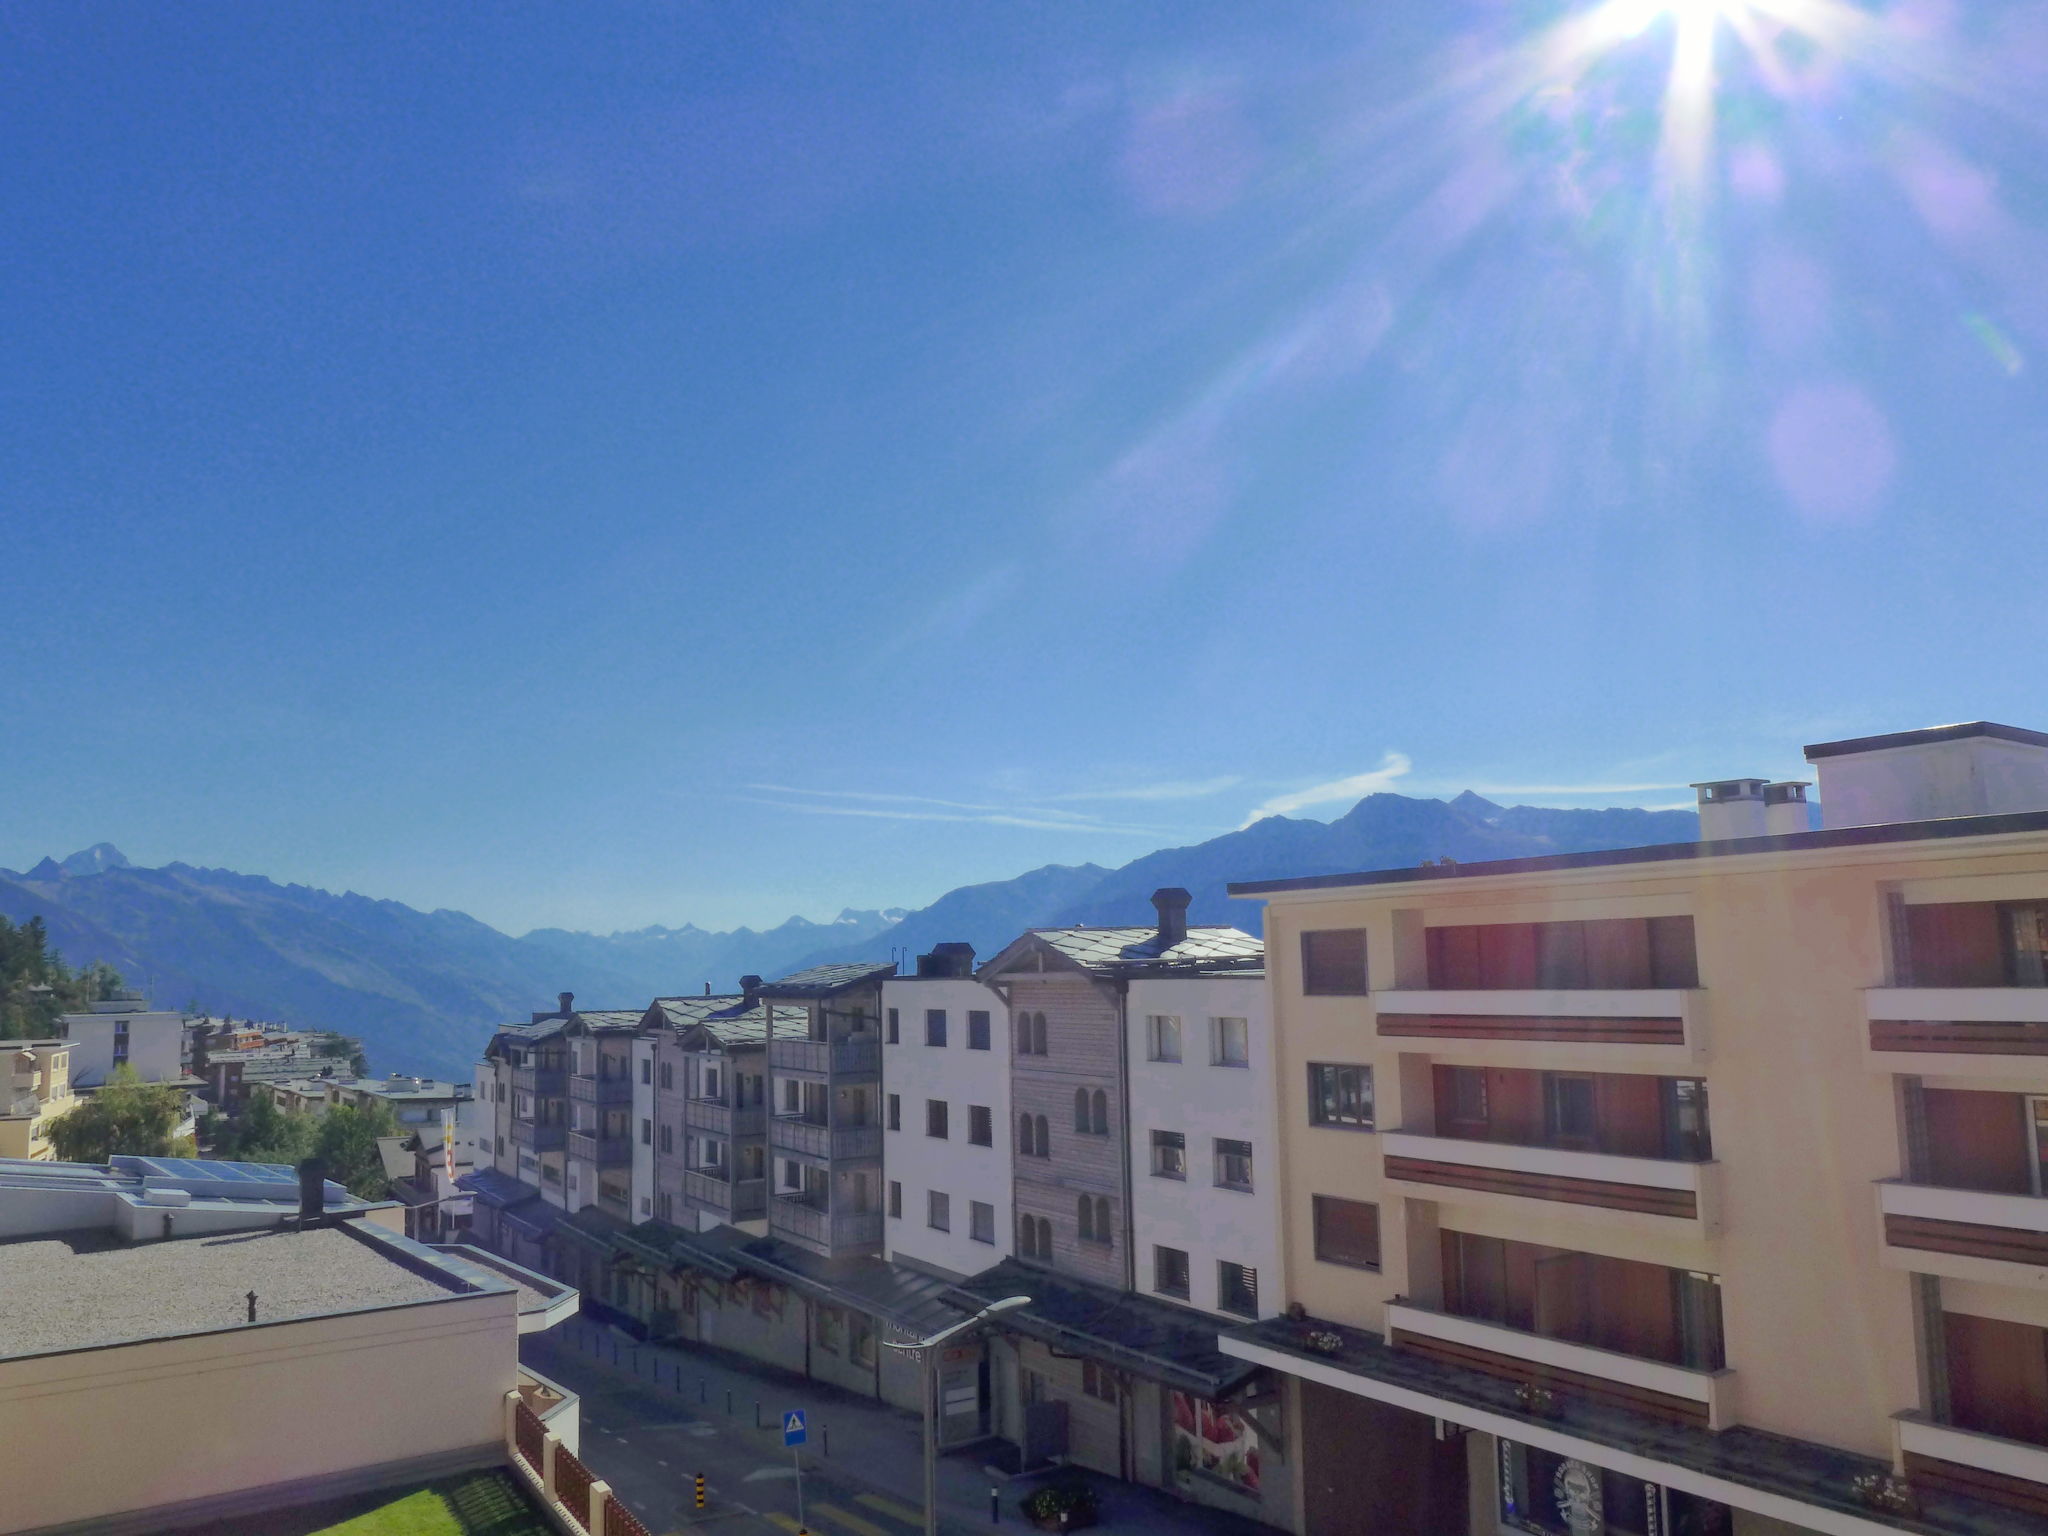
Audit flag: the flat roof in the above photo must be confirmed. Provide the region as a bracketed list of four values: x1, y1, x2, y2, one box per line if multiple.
[1228, 807, 2048, 898]
[0, 1224, 460, 1360]
[1803, 719, 2048, 759]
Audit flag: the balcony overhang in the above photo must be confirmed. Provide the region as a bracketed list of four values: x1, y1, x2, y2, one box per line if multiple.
[1382, 1132, 1712, 1228]
[1898, 1413, 2048, 1520]
[1373, 989, 1701, 1067]
[1876, 1181, 2048, 1286]
[1219, 1319, 2008, 1536]
[1865, 989, 2048, 1077]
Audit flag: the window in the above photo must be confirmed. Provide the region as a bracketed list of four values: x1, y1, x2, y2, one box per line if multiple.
[926, 1009, 948, 1047]
[1154, 1244, 1190, 1298]
[640, 1117, 652, 1145]
[659, 1124, 673, 1154]
[971, 1200, 995, 1244]
[969, 1105, 993, 1146]
[1313, 1195, 1381, 1269]
[781, 1159, 802, 1190]
[1073, 1087, 1090, 1131]
[782, 1078, 801, 1114]
[1151, 1129, 1186, 1179]
[660, 1061, 673, 1089]
[815, 1305, 843, 1354]
[495, 1135, 505, 1155]
[887, 1007, 899, 1044]
[658, 1191, 673, 1221]
[1019, 1112, 1049, 1158]
[1302, 928, 1369, 995]
[887, 1093, 901, 1131]
[1308, 1063, 1375, 1130]
[928, 1190, 951, 1231]
[1146, 1014, 1182, 1062]
[888, 1180, 903, 1218]
[927, 1099, 949, 1138]
[1544, 1073, 1598, 1149]
[640, 1195, 651, 1215]
[1214, 1138, 1254, 1191]
[1074, 1088, 1106, 1134]
[1074, 1194, 1111, 1246]
[1018, 1213, 1053, 1258]
[1211, 1016, 1249, 1067]
[640, 1058, 651, 1084]
[1082, 1360, 1118, 1402]
[1016, 1011, 1047, 1055]
[849, 1312, 876, 1367]
[968, 1010, 991, 1050]
[1217, 1261, 1259, 1318]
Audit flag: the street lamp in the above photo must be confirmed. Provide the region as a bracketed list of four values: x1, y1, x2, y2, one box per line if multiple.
[885, 1294, 1030, 1536]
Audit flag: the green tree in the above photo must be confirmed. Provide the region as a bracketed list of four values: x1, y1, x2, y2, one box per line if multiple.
[313, 1101, 401, 1200]
[47, 1065, 185, 1163]
[213, 1094, 316, 1166]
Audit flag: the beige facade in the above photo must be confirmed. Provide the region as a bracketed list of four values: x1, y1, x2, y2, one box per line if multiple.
[1, 1041, 76, 1160]
[1230, 725, 2048, 1535]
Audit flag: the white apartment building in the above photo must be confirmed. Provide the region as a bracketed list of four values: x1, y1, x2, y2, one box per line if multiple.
[1126, 964, 1281, 1321]
[881, 944, 1011, 1278]
[56, 993, 186, 1087]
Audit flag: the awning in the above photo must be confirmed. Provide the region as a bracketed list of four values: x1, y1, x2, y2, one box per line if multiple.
[503, 1198, 568, 1240]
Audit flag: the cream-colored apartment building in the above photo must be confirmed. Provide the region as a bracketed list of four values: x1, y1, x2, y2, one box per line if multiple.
[1223, 721, 2048, 1536]
[1, 1041, 76, 1160]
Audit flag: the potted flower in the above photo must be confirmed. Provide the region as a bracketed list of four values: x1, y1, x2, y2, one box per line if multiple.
[1850, 1471, 1918, 1517]
[1305, 1329, 1344, 1356]
[1020, 1481, 1100, 1531]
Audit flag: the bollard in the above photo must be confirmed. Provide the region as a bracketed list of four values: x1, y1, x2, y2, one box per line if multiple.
[754, 1400, 762, 1430]
[611, 1338, 619, 1366]
[991, 1486, 1000, 1523]
[694, 1472, 706, 1510]
[700, 1379, 707, 1404]
[726, 1388, 733, 1416]
[822, 1424, 829, 1457]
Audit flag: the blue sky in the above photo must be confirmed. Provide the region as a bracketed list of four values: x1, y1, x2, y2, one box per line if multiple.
[4, 2, 2045, 934]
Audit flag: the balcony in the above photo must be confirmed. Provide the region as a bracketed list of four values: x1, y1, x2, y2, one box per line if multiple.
[685, 1098, 767, 1138]
[566, 1129, 632, 1167]
[1866, 988, 2048, 1065]
[512, 1065, 567, 1096]
[1373, 989, 1698, 1062]
[771, 1195, 883, 1251]
[768, 1036, 881, 1078]
[1385, 1301, 1730, 1430]
[770, 1116, 883, 1161]
[685, 1170, 767, 1220]
[1382, 1131, 1711, 1226]
[510, 1119, 566, 1152]
[1876, 1181, 2048, 1279]
[570, 1074, 634, 1106]
[1898, 1413, 2048, 1520]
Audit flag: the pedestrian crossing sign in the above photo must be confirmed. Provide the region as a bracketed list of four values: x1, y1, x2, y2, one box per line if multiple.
[783, 1409, 807, 1446]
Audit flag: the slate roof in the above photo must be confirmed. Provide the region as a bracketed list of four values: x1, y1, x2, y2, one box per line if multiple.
[612, 1219, 748, 1280]
[650, 996, 807, 1046]
[735, 1239, 967, 1339]
[458, 1168, 537, 1210]
[1022, 926, 1265, 976]
[485, 1019, 566, 1056]
[950, 1258, 1257, 1397]
[559, 1203, 632, 1250]
[567, 1010, 646, 1032]
[755, 962, 896, 998]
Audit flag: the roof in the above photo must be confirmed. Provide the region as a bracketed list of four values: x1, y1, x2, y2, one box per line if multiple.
[990, 926, 1264, 978]
[734, 1239, 968, 1338]
[755, 962, 896, 998]
[459, 1168, 539, 1210]
[1229, 806, 2048, 897]
[0, 1154, 360, 1211]
[503, 1199, 569, 1240]
[565, 1010, 646, 1033]
[649, 995, 806, 1046]
[950, 1258, 1258, 1397]
[559, 1203, 632, 1250]
[0, 1224, 464, 1361]
[376, 1137, 413, 1183]
[1804, 718, 2048, 759]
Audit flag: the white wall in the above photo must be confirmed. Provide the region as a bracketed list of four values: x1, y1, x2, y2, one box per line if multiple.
[882, 976, 1011, 1277]
[1126, 974, 1282, 1319]
[58, 1010, 185, 1088]
[630, 1034, 657, 1223]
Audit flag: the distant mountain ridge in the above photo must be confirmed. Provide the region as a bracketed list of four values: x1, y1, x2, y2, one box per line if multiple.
[0, 792, 1698, 1081]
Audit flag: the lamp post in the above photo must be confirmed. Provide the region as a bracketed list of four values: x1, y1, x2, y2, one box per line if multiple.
[885, 1294, 1030, 1536]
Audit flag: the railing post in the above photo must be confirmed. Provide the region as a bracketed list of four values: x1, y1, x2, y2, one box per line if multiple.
[587, 1478, 613, 1532]
[541, 1432, 561, 1505]
[503, 1389, 521, 1455]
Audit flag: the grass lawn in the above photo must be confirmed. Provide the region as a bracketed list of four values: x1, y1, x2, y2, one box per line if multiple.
[181, 1469, 552, 1536]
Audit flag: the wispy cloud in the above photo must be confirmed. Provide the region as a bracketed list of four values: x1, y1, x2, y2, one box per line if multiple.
[745, 784, 1096, 823]
[1459, 782, 1688, 796]
[737, 795, 1176, 837]
[1047, 775, 1244, 803]
[1239, 752, 1413, 827]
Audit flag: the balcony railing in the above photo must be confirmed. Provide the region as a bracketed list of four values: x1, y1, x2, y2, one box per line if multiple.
[685, 1099, 767, 1138]
[770, 1195, 884, 1250]
[510, 1119, 566, 1151]
[1381, 1131, 1710, 1223]
[769, 1116, 883, 1161]
[1898, 1413, 2048, 1519]
[685, 1170, 768, 1220]
[566, 1129, 632, 1166]
[1385, 1300, 1729, 1430]
[768, 1036, 881, 1077]
[569, 1074, 634, 1105]
[512, 1065, 567, 1096]
[1866, 988, 2048, 1057]
[1373, 989, 1696, 1050]
[1876, 1180, 2048, 1270]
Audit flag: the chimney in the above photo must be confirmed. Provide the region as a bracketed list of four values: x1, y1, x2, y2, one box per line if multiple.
[1690, 780, 1768, 842]
[557, 991, 574, 1018]
[1803, 721, 2048, 829]
[740, 975, 763, 1001]
[1151, 887, 1192, 948]
[296, 1157, 327, 1226]
[918, 943, 976, 978]
[1763, 781, 1812, 836]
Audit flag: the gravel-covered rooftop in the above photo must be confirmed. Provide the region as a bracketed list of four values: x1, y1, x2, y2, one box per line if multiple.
[0, 1225, 459, 1359]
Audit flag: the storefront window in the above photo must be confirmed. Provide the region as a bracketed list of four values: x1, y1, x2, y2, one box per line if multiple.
[1170, 1391, 1261, 1496]
[1499, 1440, 1729, 1536]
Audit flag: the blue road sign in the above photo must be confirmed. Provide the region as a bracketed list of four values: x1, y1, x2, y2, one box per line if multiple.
[783, 1410, 807, 1447]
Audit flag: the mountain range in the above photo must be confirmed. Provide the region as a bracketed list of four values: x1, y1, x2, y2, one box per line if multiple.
[0, 793, 1699, 1081]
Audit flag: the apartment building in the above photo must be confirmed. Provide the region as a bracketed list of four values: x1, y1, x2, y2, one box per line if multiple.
[881, 943, 1012, 1279]
[56, 991, 186, 1086]
[1, 1040, 77, 1160]
[761, 962, 894, 1258]
[1222, 720, 2048, 1536]
[970, 893, 1290, 1527]
[631, 990, 782, 1231]
[560, 1009, 642, 1220]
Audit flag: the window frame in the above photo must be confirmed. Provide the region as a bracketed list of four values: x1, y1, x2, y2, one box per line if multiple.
[1214, 1137, 1255, 1192]
[967, 1010, 991, 1050]
[968, 1104, 993, 1147]
[1217, 1260, 1259, 1319]
[928, 1190, 950, 1232]
[1312, 1194, 1382, 1271]
[926, 1009, 948, 1048]
[1150, 1128, 1187, 1180]
[1301, 928, 1370, 995]
[1146, 1014, 1182, 1063]
[1307, 1062, 1376, 1131]
[1211, 1015, 1249, 1068]
[926, 1099, 949, 1139]
[970, 1200, 995, 1244]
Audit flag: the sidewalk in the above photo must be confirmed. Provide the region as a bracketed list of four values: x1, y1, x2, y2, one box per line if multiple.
[525, 1315, 1281, 1536]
